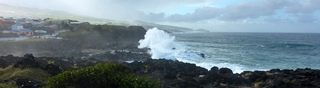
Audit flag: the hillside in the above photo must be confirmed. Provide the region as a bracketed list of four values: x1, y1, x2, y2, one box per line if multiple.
[0, 3, 112, 24]
[132, 21, 193, 33]
[0, 3, 193, 33]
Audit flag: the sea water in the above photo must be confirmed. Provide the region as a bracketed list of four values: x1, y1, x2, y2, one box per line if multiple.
[139, 28, 320, 73]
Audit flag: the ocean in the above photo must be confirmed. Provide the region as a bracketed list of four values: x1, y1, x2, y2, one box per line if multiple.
[138, 28, 320, 73]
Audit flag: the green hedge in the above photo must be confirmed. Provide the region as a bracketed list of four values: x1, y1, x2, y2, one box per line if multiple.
[46, 63, 160, 88]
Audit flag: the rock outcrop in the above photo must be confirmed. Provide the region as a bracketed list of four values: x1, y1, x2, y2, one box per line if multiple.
[1, 54, 320, 88]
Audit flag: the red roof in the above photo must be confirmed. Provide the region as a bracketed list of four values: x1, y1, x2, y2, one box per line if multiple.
[3, 21, 15, 26]
[0, 20, 3, 24]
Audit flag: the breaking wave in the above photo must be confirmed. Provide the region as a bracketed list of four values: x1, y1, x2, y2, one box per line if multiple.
[138, 28, 246, 73]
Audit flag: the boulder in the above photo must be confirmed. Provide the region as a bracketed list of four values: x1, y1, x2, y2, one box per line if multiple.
[209, 66, 219, 74]
[42, 64, 62, 76]
[219, 68, 233, 74]
[16, 78, 45, 88]
[13, 54, 40, 69]
[0, 58, 8, 68]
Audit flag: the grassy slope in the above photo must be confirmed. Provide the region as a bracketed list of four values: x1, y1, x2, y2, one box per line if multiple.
[0, 65, 51, 87]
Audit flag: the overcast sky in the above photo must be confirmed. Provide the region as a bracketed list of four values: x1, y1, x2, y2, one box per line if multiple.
[0, 0, 319, 33]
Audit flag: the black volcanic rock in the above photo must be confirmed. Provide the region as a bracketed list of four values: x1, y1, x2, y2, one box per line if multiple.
[13, 54, 40, 69]
[127, 59, 252, 87]
[0, 58, 9, 68]
[209, 66, 219, 73]
[42, 64, 62, 76]
[15, 78, 45, 88]
[2, 54, 320, 87]
[219, 68, 233, 74]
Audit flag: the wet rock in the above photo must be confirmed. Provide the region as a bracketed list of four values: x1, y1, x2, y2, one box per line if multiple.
[219, 68, 233, 74]
[13, 54, 40, 69]
[16, 78, 45, 88]
[248, 71, 267, 82]
[269, 69, 281, 72]
[209, 66, 219, 73]
[0, 58, 9, 68]
[42, 64, 62, 76]
[199, 53, 205, 58]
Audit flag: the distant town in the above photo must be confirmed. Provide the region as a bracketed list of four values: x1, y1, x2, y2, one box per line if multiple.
[0, 16, 90, 41]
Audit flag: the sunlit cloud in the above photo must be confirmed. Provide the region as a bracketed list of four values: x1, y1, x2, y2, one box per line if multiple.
[0, 0, 319, 32]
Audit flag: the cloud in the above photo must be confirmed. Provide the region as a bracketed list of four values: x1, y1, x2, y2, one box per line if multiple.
[164, 0, 289, 22]
[113, 0, 205, 9]
[156, 0, 320, 23]
[1, 0, 319, 24]
[297, 14, 317, 23]
[0, 0, 206, 20]
[286, 0, 320, 14]
[139, 12, 166, 22]
[167, 7, 221, 22]
[220, 0, 287, 21]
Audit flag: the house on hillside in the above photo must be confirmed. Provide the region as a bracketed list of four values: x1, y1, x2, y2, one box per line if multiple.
[3, 21, 15, 29]
[4, 17, 14, 21]
[29, 20, 42, 26]
[19, 28, 34, 36]
[11, 23, 24, 30]
[0, 19, 3, 25]
[35, 30, 47, 33]
[46, 24, 58, 29]
[15, 18, 28, 24]
[2, 30, 11, 33]
[0, 19, 4, 29]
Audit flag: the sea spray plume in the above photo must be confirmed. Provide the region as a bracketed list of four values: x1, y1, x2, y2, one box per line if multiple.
[138, 28, 182, 59]
[138, 28, 246, 73]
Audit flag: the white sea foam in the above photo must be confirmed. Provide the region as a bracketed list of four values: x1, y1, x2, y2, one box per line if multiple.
[138, 27, 183, 59]
[138, 27, 246, 73]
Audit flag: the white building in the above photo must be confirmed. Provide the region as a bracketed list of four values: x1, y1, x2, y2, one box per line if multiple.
[35, 30, 47, 33]
[11, 23, 24, 30]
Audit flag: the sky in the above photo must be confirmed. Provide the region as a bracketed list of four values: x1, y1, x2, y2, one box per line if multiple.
[0, 0, 319, 33]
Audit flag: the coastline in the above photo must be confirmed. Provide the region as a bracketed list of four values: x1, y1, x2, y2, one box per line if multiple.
[1, 54, 319, 88]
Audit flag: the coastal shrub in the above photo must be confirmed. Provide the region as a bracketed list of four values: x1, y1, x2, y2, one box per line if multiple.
[254, 82, 266, 88]
[0, 83, 19, 88]
[46, 63, 161, 88]
[0, 65, 51, 83]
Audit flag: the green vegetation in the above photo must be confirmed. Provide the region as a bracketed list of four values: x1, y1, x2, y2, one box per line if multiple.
[0, 65, 51, 87]
[71, 64, 79, 69]
[46, 63, 161, 88]
[18, 39, 48, 43]
[254, 82, 266, 88]
[0, 83, 19, 88]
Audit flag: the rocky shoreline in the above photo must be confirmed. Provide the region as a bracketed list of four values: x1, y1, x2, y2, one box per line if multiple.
[1, 54, 319, 88]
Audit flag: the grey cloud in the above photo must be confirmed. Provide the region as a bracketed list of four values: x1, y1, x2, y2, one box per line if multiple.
[220, 0, 288, 20]
[1, 0, 319, 23]
[264, 17, 293, 23]
[167, 7, 222, 22]
[161, 0, 319, 23]
[297, 14, 317, 23]
[139, 12, 166, 22]
[114, 0, 205, 7]
[286, 0, 320, 14]
[165, 0, 288, 22]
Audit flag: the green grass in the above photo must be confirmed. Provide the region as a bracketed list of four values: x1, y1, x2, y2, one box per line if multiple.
[18, 39, 48, 43]
[0, 83, 19, 88]
[0, 65, 51, 84]
[46, 63, 161, 88]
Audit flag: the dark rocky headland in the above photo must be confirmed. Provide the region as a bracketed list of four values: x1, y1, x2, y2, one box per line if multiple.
[1, 54, 320, 88]
[0, 22, 319, 88]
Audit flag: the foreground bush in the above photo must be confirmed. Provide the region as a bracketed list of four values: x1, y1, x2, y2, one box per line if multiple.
[0, 65, 51, 83]
[46, 63, 160, 88]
